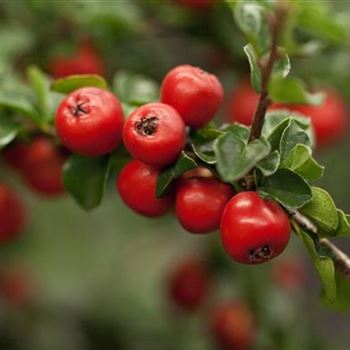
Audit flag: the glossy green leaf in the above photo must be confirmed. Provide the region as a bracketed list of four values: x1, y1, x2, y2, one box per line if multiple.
[222, 123, 250, 143]
[63, 154, 110, 210]
[335, 210, 350, 237]
[272, 47, 291, 78]
[300, 187, 339, 236]
[234, 2, 263, 39]
[296, 229, 336, 303]
[214, 133, 270, 182]
[257, 150, 280, 176]
[243, 43, 262, 93]
[279, 120, 311, 162]
[259, 168, 312, 209]
[0, 119, 19, 148]
[282, 144, 324, 180]
[113, 71, 159, 106]
[156, 152, 197, 198]
[266, 117, 292, 151]
[51, 74, 109, 94]
[269, 76, 324, 105]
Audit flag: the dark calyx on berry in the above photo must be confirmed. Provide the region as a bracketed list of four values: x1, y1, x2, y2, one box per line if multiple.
[70, 98, 90, 117]
[249, 245, 272, 263]
[135, 114, 159, 136]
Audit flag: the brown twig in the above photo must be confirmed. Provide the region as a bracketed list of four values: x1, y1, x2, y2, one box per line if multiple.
[289, 209, 350, 280]
[248, 4, 288, 143]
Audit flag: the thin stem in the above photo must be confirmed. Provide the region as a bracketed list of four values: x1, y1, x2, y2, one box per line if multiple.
[248, 4, 288, 142]
[289, 209, 350, 280]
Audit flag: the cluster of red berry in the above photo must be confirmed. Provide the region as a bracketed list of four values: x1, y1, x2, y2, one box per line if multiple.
[54, 64, 292, 265]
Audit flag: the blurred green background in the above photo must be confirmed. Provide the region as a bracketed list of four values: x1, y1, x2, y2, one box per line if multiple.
[0, 1, 350, 349]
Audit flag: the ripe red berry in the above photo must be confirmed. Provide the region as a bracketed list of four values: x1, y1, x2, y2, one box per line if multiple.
[175, 0, 214, 10]
[161, 65, 224, 129]
[168, 257, 211, 312]
[270, 89, 347, 148]
[21, 137, 67, 196]
[117, 159, 172, 217]
[123, 103, 186, 167]
[50, 40, 104, 79]
[175, 177, 233, 234]
[0, 184, 25, 243]
[227, 79, 259, 125]
[56, 87, 124, 156]
[210, 301, 256, 350]
[220, 192, 291, 264]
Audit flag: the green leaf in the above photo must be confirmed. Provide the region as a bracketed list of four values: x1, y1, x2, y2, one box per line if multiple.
[322, 273, 350, 311]
[234, 2, 263, 39]
[191, 126, 224, 165]
[296, 3, 347, 45]
[272, 47, 291, 78]
[259, 168, 312, 209]
[279, 120, 311, 162]
[214, 133, 270, 182]
[156, 152, 197, 198]
[51, 74, 109, 94]
[243, 43, 262, 93]
[0, 119, 19, 148]
[269, 76, 324, 105]
[63, 154, 110, 210]
[0, 91, 40, 123]
[282, 144, 323, 180]
[113, 71, 159, 106]
[300, 187, 339, 236]
[257, 150, 280, 176]
[222, 123, 250, 143]
[335, 210, 350, 237]
[296, 229, 336, 303]
[266, 117, 292, 151]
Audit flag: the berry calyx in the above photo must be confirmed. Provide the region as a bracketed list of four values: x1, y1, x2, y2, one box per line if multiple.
[210, 301, 256, 350]
[55, 87, 124, 156]
[175, 177, 233, 234]
[168, 257, 211, 312]
[0, 184, 25, 243]
[123, 103, 186, 167]
[161, 64, 224, 129]
[270, 89, 347, 148]
[116, 159, 172, 217]
[220, 191, 291, 264]
[227, 79, 259, 126]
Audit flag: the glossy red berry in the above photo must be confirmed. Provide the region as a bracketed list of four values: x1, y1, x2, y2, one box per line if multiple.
[168, 257, 211, 312]
[227, 79, 259, 125]
[220, 192, 291, 264]
[270, 89, 347, 148]
[117, 160, 172, 217]
[123, 103, 186, 167]
[20, 137, 67, 196]
[50, 40, 104, 79]
[176, 177, 233, 234]
[0, 184, 25, 243]
[161, 65, 224, 129]
[210, 302, 256, 350]
[56, 87, 124, 156]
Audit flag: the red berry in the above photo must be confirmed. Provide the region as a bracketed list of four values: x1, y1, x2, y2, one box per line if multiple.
[272, 257, 305, 292]
[20, 137, 67, 196]
[175, 177, 233, 234]
[123, 103, 186, 167]
[56, 87, 124, 156]
[50, 40, 104, 79]
[0, 184, 25, 243]
[227, 79, 259, 126]
[161, 65, 224, 129]
[210, 302, 256, 350]
[175, 0, 214, 9]
[270, 89, 347, 148]
[220, 192, 291, 264]
[0, 264, 39, 308]
[117, 160, 172, 217]
[168, 257, 211, 312]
